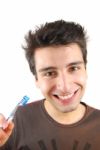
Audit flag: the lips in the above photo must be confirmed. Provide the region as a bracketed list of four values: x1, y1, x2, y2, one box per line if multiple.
[52, 89, 78, 104]
[57, 93, 74, 100]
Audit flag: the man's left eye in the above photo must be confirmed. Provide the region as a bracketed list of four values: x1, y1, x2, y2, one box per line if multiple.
[69, 66, 80, 72]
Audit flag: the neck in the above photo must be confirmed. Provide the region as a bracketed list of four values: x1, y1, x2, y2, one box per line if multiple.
[44, 100, 86, 125]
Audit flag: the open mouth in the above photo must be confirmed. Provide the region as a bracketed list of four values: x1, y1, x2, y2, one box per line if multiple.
[52, 89, 78, 104]
[54, 93, 74, 100]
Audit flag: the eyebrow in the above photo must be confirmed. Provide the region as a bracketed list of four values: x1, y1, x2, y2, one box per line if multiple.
[38, 61, 84, 73]
[67, 61, 84, 67]
[38, 67, 57, 73]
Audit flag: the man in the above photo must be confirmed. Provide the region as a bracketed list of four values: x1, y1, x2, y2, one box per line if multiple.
[0, 20, 100, 150]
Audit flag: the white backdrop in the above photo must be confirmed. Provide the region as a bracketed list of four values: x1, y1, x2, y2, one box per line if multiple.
[0, 0, 100, 117]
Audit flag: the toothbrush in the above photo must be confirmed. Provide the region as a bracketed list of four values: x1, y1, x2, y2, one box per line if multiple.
[7, 95, 30, 121]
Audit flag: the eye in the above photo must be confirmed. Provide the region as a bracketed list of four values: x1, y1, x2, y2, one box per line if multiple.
[44, 71, 57, 78]
[69, 65, 81, 72]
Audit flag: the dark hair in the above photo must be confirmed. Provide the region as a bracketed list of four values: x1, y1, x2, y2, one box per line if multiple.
[23, 19, 88, 76]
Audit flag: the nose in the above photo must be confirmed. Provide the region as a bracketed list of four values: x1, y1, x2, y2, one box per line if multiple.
[56, 73, 72, 93]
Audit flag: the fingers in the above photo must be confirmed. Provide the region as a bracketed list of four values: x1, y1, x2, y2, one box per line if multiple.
[0, 114, 6, 129]
[0, 114, 14, 146]
[4, 121, 14, 136]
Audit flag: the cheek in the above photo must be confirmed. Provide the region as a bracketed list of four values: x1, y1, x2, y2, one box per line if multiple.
[37, 81, 50, 94]
[39, 80, 55, 95]
[75, 74, 87, 86]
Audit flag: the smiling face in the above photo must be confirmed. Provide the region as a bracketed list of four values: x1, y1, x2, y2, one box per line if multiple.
[34, 43, 87, 114]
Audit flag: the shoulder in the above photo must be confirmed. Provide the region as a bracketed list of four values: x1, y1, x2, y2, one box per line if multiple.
[14, 99, 44, 118]
[82, 102, 100, 119]
[80, 102, 100, 127]
[87, 104, 100, 113]
[24, 99, 43, 109]
[82, 102, 100, 111]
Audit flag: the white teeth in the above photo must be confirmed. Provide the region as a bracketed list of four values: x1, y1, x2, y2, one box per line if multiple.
[58, 93, 74, 100]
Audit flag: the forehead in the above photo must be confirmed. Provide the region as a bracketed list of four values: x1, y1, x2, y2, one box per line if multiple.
[34, 43, 84, 67]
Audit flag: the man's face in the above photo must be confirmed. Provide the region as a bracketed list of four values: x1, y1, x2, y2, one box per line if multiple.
[35, 43, 87, 113]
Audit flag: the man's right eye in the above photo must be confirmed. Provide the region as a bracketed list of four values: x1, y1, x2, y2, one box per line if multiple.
[44, 71, 57, 78]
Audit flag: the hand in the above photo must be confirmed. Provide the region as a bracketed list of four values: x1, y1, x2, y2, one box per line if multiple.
[0, 114, 14, 147]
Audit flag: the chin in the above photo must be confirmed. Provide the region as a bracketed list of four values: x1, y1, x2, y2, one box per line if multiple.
[57, 103, 79, 113]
